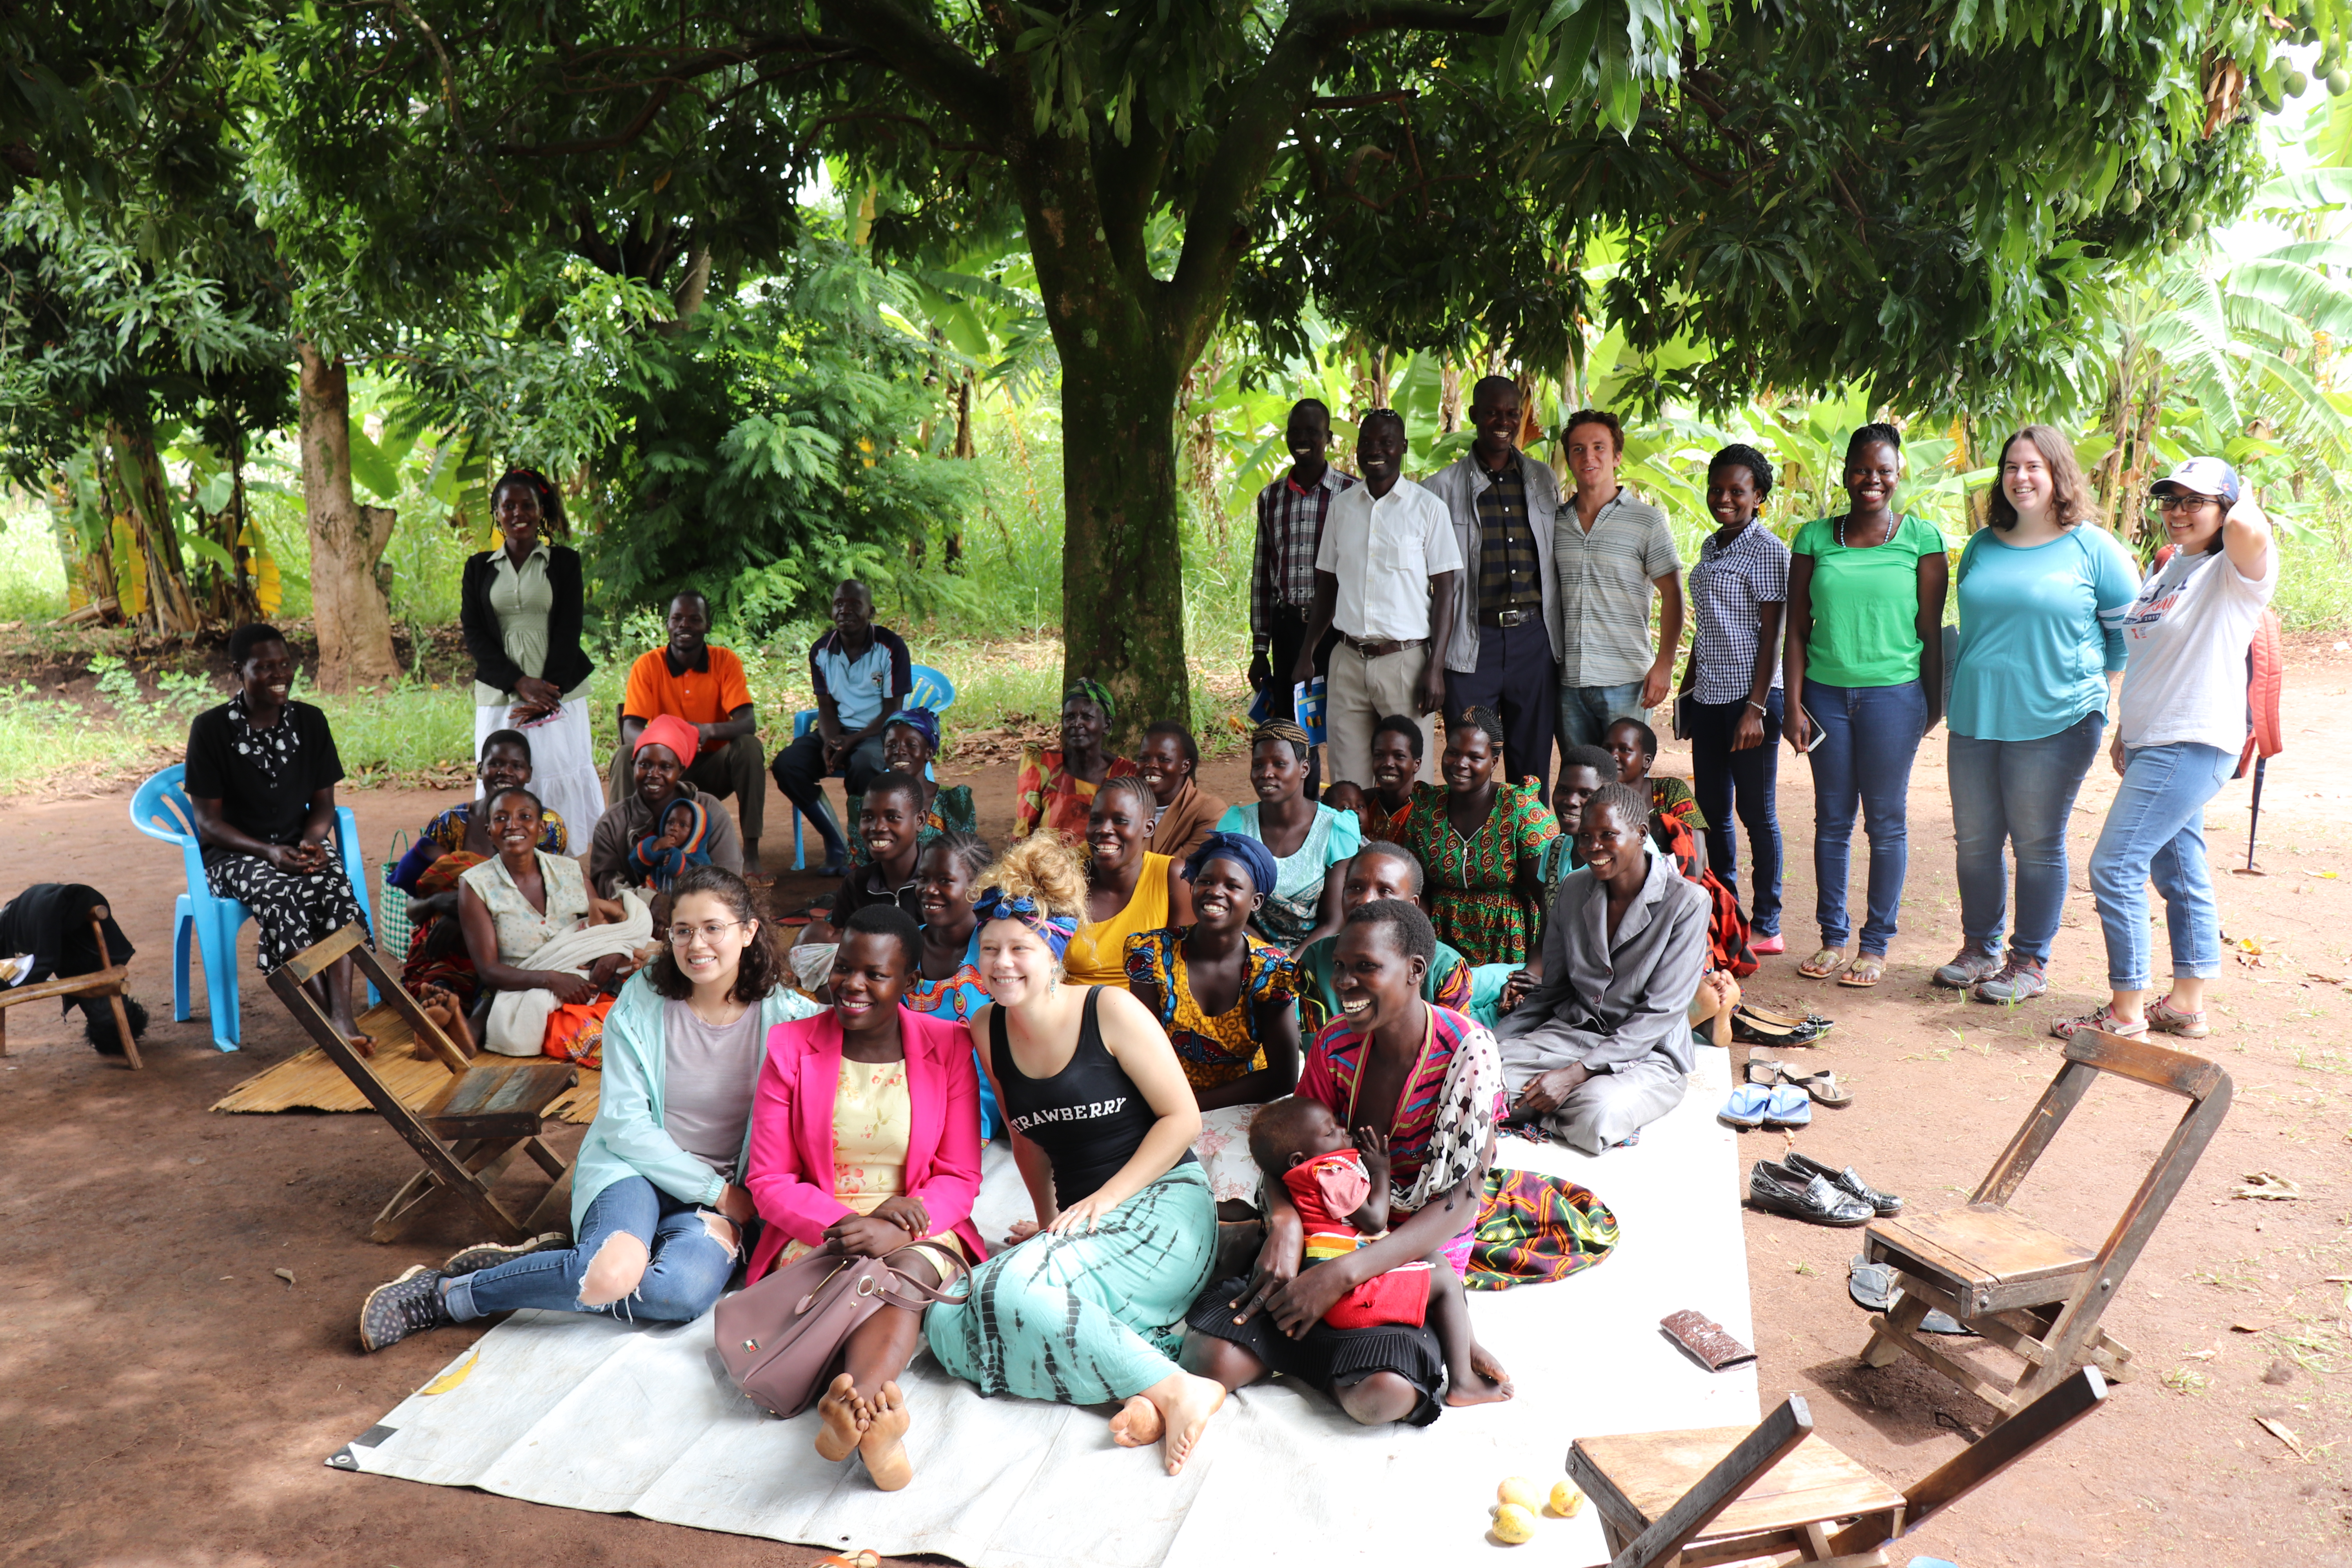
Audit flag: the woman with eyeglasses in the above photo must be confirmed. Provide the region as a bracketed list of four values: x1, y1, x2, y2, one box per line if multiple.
[2057, 459, 2276, 1042]
[356, 865, 822, 1351]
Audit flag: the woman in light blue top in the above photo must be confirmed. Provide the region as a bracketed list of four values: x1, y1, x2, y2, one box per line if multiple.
[1935, 427, 2140, 1004]
[1214, 721, 1364, 949]
[354, 865, 822, 1352]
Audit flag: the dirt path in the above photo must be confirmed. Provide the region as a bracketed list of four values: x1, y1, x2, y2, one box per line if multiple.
[3, 655, 2349, 1566]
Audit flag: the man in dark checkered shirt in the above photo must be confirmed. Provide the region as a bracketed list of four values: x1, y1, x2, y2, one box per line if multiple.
[1421, 376, 1564, 799]
[1249, 398, 1356, 789]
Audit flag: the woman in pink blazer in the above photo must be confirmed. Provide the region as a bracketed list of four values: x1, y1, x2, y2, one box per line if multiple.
[744, 905, 986, 1492]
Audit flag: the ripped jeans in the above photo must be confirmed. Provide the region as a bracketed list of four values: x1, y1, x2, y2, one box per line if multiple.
[444, 1174, 740, 1324]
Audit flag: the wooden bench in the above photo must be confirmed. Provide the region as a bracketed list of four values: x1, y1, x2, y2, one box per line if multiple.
[267, 924, 578, 1243]
[1858, 1029, 2229, 1415]
[1569, 1367, 2108, 1566]
[0, 902, 140, 1069]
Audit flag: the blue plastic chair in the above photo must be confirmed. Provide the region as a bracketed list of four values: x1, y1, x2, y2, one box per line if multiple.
[129, 764, 376, 1051]
[790, 663, 958, 871]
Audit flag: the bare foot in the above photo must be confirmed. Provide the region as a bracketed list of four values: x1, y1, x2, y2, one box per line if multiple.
[1109, 1394, 1163, 1448]
[857, 1380, 914, 1491]
[815, 1372, 863, 1462]
[1445, 1341, 1516, 1407]
[1141, 1370, 1226, 1476]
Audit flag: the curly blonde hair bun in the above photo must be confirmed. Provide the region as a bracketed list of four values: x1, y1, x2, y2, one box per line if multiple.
[979, 834, 1088, 920]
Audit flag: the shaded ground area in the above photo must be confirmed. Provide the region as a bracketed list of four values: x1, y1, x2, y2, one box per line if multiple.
[4, 648, 2352, 1565]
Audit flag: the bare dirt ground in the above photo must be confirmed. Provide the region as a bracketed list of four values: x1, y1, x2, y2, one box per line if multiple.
[4, 646, 2351, 1566]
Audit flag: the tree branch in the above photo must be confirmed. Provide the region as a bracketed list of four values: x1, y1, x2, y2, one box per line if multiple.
[815, 0, 1017, 144]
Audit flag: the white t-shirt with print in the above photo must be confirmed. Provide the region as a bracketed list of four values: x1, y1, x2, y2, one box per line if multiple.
[2116, 542, 2278, 753]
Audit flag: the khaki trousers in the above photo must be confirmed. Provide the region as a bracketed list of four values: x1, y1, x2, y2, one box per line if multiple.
[1324, 640, 1440, 791]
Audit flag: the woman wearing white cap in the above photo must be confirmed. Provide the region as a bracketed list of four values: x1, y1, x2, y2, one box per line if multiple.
[2055, 458, 2275, 1041]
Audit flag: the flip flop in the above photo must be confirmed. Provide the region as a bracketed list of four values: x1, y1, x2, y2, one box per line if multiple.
[1781, 1066, 1852, 1108]
[1760, 1084, 1812, 1130]
[1798, 947, 1847, 980]
[1837, 954, 1886, 988]
[1719, 1085, 1772, 1129]
[1848, 1258, 1974, 1336]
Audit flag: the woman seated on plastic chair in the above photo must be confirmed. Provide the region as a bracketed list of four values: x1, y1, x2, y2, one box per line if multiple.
[182, 624, 373, 1053]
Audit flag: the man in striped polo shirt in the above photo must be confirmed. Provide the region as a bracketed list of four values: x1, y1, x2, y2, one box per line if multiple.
[1552, 409, 1684, 756]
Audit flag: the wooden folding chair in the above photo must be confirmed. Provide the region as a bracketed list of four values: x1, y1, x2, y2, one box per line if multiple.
[1857, 1029, 2230, 1415]
[0, 902, 141, 1069]
[1569, 1367, 2109, 1566]
[267, 924, 579, 1244]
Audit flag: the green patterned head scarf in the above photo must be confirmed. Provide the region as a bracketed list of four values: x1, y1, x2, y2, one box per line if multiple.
[1063, 677, 1116, 732]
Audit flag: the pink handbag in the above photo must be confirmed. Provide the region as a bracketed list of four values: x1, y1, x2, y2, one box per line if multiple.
[713, 1245, 971, 1419]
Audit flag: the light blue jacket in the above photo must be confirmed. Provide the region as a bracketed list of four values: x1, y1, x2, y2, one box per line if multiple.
[571, 973, 822, 1230]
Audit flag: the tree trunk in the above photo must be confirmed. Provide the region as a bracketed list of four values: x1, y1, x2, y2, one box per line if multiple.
[1054, 335, 1191, 746]
[298, 340, 402, 690]
[1439, 358, 1463, 434]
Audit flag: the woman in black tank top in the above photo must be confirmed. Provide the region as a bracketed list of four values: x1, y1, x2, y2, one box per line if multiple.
[921, 837, 1228, 1478]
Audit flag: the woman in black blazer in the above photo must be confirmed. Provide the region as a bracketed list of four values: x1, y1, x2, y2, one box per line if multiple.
[462, 468, 604, 840]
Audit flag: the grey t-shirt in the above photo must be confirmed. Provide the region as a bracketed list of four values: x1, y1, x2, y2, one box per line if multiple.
[661, 999, 767, 1181]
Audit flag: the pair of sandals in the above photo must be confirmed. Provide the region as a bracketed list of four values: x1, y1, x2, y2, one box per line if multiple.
[1721, 1057, 1852, 1130]
[1730, 1002, 1833, 1047]
[1800, 948, 1884, 988]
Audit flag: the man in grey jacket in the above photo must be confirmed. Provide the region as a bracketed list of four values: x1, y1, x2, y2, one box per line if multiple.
[1421, 376, 1563, 800]
[1495, 783, 1707, 1152]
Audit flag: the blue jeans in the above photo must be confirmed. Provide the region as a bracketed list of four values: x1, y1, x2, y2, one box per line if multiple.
[2088, 742, 2236, 992]
[1803, 679, 1927, 954]
[1557, 681, 1647, 753]
[1686, 691, 1784, 937]
[1948, 712, 2106, 964]
[445, 1174, 740, 1323]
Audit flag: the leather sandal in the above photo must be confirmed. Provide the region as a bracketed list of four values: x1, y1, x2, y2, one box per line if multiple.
[1798, 947, 1847, 980]
[1744, 1058, 1784, 1086]
[1737, 1002, 1834, 1031]
[1836, 953, 1886, 988]
[1780, 1066, 1852, 1108]
[1731, 1011, 1828, 1047]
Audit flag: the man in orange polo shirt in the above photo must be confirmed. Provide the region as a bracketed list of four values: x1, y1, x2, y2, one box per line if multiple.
[604, 590, 766, 874]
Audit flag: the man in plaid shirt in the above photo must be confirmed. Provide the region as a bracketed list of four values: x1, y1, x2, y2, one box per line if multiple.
[1249, 398, 1356, 790]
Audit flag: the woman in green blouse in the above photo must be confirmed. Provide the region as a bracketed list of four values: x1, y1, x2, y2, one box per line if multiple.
[1782, 425, 1950, 987]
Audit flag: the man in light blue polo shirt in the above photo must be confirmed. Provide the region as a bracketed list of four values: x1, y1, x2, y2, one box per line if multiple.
[769, 579, 912, 875]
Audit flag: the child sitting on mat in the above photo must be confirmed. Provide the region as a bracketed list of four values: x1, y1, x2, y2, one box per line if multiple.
[1249, 1095, 1497, 1397]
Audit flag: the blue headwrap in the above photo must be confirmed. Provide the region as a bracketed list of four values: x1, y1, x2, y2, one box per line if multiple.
[972, 887, 1078, 960]
[884, 706, 941, 752]
[1182, 831, 1279, 897]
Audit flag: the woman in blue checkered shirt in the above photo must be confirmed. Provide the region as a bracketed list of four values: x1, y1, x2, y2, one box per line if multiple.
[1675, 445, 1792, 955]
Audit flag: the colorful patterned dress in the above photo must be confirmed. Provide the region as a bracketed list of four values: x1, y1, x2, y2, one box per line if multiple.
[1012, 746, 1136, 841]
[1400, 779, 1559, 966]
[902, 927, 1001, 1138]
[1362, 791, 1414, 845]
[1123, 927, 1297, 1091]
[1126, 926, 1299, 1203]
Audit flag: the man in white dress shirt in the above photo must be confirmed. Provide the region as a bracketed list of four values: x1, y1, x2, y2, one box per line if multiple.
[1292, 408, 1461, 788]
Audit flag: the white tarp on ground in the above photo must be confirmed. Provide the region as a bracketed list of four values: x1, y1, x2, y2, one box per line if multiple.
[332, 1046, 1757, 1567]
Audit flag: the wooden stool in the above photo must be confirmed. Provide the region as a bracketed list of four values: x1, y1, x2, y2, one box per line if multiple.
[1859, 1030, 2229, 1415]
[267, 924, 578, 1243]
[0, 903, 141, 1069]
[1568, 1367, 2107, 1567]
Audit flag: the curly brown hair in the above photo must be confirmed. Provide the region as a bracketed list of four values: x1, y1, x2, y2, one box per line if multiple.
[644, 865, 785, 1004]
[1985, 424, 2098, 532]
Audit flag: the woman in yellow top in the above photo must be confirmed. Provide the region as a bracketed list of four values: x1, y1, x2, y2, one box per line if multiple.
[1061, 776, 1192, 985]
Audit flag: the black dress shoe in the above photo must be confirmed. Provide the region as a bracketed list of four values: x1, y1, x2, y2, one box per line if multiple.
[1748, 1160, 1875, 1227]
[1730, 1011, 1828, 1047]
[1784, 1150, 1902, 1216]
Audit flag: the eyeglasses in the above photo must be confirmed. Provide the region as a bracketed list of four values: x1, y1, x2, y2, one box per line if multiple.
[668, 920, 745, 946]
[2147, 494, 2218, 514]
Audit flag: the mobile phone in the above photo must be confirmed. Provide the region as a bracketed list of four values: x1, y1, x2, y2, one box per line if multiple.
[1796, 703, 1830, 752]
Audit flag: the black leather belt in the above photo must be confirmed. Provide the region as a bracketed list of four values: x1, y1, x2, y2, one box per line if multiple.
[1479, 607, 1541, 628]
[1340, 633, 1425, 658]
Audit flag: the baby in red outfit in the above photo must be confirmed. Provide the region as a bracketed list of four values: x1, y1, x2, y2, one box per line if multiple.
[1249, 1096, 1503, 1405]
